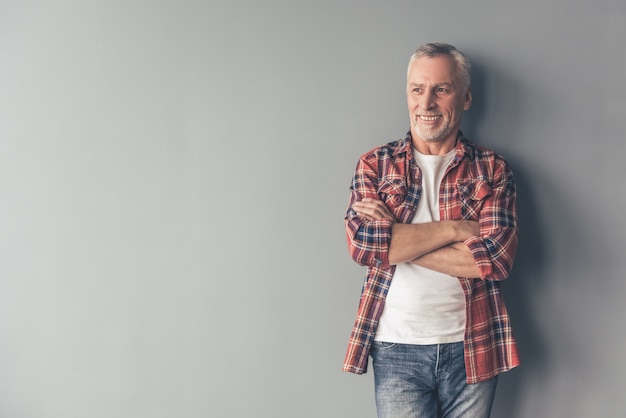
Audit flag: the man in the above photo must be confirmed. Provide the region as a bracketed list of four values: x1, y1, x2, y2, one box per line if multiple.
[343, 43, 520, 418]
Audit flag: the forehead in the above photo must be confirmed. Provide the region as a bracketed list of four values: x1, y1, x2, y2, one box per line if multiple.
[407, 55, 457, 84]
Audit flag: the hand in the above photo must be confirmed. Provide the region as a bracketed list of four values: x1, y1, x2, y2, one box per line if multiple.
[352, 198, 395, 222]
[454, 220, 480, 241]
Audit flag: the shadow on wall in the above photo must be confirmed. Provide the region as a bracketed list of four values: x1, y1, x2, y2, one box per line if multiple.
[462, 59, 550, 418]
[499, 162, 550, 417]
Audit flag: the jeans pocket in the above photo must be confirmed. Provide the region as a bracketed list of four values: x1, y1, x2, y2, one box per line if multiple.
[374, 341, 398, 349]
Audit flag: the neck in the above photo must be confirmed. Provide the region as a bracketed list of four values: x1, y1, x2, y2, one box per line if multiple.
[411, 130, 459, 155]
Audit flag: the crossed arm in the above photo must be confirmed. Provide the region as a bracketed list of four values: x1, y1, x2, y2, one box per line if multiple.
[352, 198, 481, 278]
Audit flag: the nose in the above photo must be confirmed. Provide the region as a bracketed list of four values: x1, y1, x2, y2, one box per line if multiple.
[419, 90, 436, 110]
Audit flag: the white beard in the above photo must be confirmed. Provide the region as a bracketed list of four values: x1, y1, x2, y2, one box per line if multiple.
[413, 116, 455, 142]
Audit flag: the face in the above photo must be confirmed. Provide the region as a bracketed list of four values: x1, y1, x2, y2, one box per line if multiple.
[406, 55, 471, 151]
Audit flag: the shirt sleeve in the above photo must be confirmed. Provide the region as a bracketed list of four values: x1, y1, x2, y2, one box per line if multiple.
[464, 159, 518, 280]
[345, 156, 394, 269]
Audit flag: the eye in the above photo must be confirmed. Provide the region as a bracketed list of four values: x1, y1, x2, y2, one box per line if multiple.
[412, 87, 423, 94]
[435, 87, 450, 94]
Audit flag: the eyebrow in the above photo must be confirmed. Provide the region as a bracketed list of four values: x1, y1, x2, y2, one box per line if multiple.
[408, 82, 454, 87]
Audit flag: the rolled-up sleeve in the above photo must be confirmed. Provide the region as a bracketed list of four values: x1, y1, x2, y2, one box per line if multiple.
[464, 160, 518, 280]
[345, 158, 394, 268]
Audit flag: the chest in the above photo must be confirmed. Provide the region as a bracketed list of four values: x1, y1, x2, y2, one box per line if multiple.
[376, 158, 493, 222]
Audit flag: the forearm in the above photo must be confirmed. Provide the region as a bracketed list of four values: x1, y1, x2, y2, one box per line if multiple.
[388, 221, 473, 265]
[348, 187, 480, 269]
[411, 242, 481, 278]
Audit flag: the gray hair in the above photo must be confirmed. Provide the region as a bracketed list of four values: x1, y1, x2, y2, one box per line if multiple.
[407, 43, 471, 92]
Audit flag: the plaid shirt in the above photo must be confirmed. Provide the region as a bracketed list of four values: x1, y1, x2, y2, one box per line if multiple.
[343, 132, 520, 384]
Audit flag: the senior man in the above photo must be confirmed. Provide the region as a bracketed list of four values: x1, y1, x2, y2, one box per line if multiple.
[343, 42, 519, 418]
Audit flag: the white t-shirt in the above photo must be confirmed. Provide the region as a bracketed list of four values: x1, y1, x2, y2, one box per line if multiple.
[374, 148, 466, 344]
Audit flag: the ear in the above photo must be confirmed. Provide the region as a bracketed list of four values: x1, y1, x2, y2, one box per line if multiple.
[463, 87, 472, 111]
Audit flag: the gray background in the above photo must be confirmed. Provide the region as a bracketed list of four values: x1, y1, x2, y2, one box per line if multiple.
[0, 1, 624, 417]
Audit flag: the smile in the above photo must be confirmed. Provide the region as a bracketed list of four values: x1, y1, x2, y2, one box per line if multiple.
[418, 115, 441, 121]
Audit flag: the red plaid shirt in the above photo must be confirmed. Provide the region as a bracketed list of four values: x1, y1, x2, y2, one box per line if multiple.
[343, 132, 520, 384]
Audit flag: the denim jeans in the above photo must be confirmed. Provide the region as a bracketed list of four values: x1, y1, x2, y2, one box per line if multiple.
[370, 341, 498, 418]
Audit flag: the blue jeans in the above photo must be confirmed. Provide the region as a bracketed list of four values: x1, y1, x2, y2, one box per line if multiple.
[370, 341, 498, 418]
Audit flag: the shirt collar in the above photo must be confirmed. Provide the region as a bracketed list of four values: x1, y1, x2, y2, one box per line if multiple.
[401, 130, 475, 161]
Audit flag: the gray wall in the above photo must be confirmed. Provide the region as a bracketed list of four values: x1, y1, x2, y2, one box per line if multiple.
[1, 1, 624, 417]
